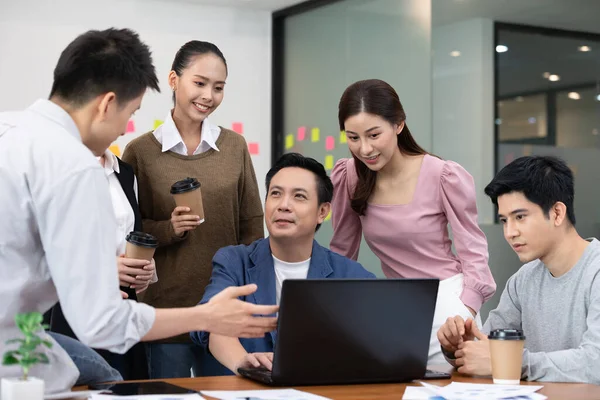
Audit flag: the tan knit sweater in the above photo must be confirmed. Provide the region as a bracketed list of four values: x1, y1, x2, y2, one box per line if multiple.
[122, 128, 264, 343]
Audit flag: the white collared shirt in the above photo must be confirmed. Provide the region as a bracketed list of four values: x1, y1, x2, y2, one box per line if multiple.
[99, 150, 157, 283]
[0, 100, 155, 394]
[98, 150, 137, 256]
[153, 110, 221, 156]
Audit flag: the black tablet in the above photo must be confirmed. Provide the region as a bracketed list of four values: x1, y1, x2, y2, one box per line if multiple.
[90, 381, 196, 395]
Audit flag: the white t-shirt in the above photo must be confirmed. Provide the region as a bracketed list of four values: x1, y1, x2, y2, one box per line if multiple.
[273, 255, 310, 305]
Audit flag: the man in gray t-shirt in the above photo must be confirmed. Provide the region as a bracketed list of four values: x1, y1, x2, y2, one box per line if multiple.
[437, 155, 600, 384]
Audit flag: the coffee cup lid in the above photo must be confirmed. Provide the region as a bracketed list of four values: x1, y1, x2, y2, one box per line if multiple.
[126, 231, 158, 248]
[170, 177, 201, 194]
[488, 329, 525, 340]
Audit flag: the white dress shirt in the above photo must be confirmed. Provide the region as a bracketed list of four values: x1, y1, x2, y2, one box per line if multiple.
[273, 256, 311, 305]
[99, 150, 137, 256]
[0, 100, 155, 394]
[99, 150, 157, 283]
[153, 110, 221, 155]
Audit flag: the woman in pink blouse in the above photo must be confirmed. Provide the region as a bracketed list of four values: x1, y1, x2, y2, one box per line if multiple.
[330, 79, 496, 363]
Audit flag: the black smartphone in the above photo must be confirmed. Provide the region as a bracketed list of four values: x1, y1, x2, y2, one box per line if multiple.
[89, 381, 196, 395]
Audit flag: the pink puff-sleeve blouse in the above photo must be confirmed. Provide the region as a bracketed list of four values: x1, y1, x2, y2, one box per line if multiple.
[330, 154, 496, 312]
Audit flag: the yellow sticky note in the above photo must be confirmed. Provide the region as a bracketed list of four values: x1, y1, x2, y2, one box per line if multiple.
[311, 127, 320, 142]
[109, 144, 121, 157]
[324, 210, 332, 222]
[153, 119, 164, 130]
[340, 130, 347, 144]
[325, 154, 334, 170]
[285, 134, 294, 150]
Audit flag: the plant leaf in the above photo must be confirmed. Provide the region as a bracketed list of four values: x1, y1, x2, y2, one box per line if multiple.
[2, 354, 20, 366]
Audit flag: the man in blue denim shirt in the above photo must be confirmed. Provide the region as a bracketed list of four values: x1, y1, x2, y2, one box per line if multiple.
[191, 153, 375, 375]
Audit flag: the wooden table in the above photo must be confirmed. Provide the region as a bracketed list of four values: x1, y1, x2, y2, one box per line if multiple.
[145, 366, 600, 400]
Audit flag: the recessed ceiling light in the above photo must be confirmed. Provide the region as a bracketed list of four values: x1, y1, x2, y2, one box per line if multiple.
[542, 72, 551, 79]
[578, 45, 591, 52]
[496, 45, 508, 53]
[593, 129, 599, 135]
[450, 51, 461, 57]
[548, 74, 560, 82]
[596, 94, 600, 101]
[528, 117, 537, 124]
[568, 92, 581, 100]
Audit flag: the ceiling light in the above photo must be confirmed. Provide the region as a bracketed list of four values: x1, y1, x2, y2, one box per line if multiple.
[450, 51, 461, 57]
[593, 129, 599, 136]
[596, 94, 600, 101]
[542, 72, 551, 79]
[515, 96, 524, 102]
[568, 92, 581, 100]
[548, 74, 560, 82]
[496, 45, 508, 53]
[528, 117, 537, 124]
[578, 45, 591, 52]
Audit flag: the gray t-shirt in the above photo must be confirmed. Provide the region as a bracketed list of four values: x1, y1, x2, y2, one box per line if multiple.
[483, 238, 600, 384]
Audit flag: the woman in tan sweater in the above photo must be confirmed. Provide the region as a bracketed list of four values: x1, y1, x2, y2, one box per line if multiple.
[123, 41, 264, 379]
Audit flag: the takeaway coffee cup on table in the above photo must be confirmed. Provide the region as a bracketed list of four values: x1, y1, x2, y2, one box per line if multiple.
[125, 231, 158, 261]
[488, 329, 526, 384]
[170, 177, 204, 224]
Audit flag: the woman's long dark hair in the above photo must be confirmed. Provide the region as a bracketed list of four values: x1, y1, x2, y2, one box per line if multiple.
[338, 79, 427, 216]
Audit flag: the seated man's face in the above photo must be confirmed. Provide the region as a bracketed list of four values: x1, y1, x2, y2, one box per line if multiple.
[497, 191, 557, 263]
[265, 167, 329, 241]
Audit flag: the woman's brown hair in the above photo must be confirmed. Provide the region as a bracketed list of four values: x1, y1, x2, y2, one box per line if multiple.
[338, 79, 427, 216]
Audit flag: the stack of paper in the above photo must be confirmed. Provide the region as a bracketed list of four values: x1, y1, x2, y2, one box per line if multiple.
[201, 388, 331, 400]
[403, 382, 547, 400]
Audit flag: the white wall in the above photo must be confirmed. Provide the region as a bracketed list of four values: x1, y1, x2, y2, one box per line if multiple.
[432, 18, 495, 223]
[0, 0, 272, 199]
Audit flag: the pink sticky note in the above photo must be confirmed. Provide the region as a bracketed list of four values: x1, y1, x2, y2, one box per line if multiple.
[325, 136, 335, 151]
[297, 126, 306, 141]
[126, 119, 135, 133]
[248, 142, 259, 155]
[232, 122, 243, 134]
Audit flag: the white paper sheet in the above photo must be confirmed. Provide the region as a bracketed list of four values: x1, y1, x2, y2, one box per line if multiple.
[401, 382, 547, 400]
[200, 388, 331, 400]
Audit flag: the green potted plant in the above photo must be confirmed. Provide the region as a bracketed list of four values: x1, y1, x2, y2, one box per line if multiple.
[1, 312, 52, 400]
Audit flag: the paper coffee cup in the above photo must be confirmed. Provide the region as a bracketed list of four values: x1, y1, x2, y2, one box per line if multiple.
[125, 231, 158, 262]
[170, 177, 204, 223]
[488, 329, 526, 385]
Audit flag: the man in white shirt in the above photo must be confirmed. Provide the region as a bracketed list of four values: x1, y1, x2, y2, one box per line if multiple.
[0, 27, 277, 394]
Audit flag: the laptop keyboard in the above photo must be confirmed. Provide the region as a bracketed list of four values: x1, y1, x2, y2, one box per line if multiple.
[238, 367, 273, 384]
